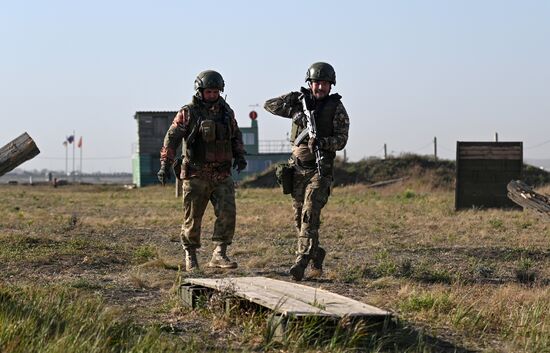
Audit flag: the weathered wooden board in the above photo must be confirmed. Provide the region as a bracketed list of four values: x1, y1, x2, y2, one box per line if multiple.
[458, 145, 522, 160]
[507, 180, 550, 218]
[455, 141, 522, 210]
[184, 277, 390, 318]
[0, 133, 40, 177]
[367, 177, 407, 189]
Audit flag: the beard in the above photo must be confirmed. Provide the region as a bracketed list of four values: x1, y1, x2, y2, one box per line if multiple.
[313, 90, 329, 99]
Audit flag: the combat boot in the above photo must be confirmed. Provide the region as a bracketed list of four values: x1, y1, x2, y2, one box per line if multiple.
[289, 255, 310, 281]
[208, 244, 238, 269]
[185, 248, 199, 272]
[309, 247, 326, 278]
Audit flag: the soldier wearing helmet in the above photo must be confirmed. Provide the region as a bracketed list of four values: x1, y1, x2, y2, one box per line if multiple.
[264, 62, 350, 281]
[158, 70, 247, 272]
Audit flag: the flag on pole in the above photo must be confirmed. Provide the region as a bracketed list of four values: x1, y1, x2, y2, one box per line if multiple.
[67, 135, 74, 144]
[77, 136, 82, 148]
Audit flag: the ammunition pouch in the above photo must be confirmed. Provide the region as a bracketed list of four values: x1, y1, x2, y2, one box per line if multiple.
[293, 153, 335, 177]
[184, 99, 234, 165]
[200, 120, 216, 142]
[276, 162, 294, 194]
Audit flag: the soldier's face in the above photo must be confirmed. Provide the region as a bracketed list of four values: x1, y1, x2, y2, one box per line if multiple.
[310, 80, 332, 99]
[202, 89, 220, 102]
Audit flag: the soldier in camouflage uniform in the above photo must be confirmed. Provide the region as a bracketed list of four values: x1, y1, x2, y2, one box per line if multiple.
[158, 70, 247, 272]
[264, 62, 349, 281]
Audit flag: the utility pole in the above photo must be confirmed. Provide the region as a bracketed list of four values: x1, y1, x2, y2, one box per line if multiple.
[64, 141, 68, 176]
[79, 137, 82, 183]
[434, 136, 438, 161]
[495, 132, 499, 142]
[72, 130, 76, 183]
[384, 143, 387, 159]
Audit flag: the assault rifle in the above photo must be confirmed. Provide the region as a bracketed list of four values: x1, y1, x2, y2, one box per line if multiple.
[297, 89, 324, 176]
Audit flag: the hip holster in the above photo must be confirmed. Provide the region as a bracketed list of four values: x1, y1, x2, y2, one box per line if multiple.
[276, 162, 294, 194]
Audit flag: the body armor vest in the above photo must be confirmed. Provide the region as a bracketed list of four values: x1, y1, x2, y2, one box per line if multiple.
[289, 93, 341, 172]
[183, 97, 234, 166]
[290, 93, 341, 145]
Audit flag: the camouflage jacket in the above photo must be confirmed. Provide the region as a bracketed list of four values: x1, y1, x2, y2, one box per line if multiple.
[264, 90, 349, 160]
[160, 96, 246, 181]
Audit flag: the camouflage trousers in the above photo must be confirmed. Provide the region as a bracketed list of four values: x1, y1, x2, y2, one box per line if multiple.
[180, 176, 236, 249]
[291, 169, 332, 258]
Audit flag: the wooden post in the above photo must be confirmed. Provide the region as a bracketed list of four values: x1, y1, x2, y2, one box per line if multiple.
[72, 129, 76, 182]
[434, 136, 438, 161]
[0, 133, 40, 177]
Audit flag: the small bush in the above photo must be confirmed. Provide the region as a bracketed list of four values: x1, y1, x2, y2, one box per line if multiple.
[516, 256, 537, 284]
[133, 245, 157, 264]
[399, 291, 453, 314]
[403, 189, 416, 199]
[341, 266, 364, 284]
[489, 218, 504, 230]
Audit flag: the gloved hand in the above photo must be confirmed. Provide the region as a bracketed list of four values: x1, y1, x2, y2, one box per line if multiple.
[157, 162, 171, 186]
[308, 137, 318, 154]
[300, 86, 315, 111]
[233, 157, 247, 173]
[292, 112, 307, 127]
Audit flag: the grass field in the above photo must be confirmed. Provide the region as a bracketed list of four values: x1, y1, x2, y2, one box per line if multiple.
[1, 180, 550, 352]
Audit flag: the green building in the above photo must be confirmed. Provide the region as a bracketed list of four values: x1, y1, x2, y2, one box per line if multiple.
[132, 111, 290, 187]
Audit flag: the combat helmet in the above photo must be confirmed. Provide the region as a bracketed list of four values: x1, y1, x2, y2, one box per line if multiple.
[305, 62, 336, 85]
[194, 70, 225, 92]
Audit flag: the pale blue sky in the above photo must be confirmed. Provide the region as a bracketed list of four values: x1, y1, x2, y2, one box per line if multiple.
[2, 1, 549, 172]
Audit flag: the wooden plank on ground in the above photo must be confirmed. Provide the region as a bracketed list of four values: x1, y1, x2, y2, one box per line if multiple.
[185, 277, 390, 318]
[367, 177, 407, 189]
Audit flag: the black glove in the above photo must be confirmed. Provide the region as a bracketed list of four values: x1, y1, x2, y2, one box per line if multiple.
[300, 86, 315, 111]
[157, 162, 171, 186]
[233, 157, 247, 173]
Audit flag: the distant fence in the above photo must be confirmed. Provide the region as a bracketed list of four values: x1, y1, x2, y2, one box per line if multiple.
[0, 172, 132, 185]
[259, 140, 292, 154]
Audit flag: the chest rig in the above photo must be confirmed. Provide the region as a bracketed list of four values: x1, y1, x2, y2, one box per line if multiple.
[288, 93, 342, 173]
[183, 96, 234, 165]
[289, 93, 341, 146]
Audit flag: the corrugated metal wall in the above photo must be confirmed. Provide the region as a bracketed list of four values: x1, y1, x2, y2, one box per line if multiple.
[134, 112, 175, 187]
